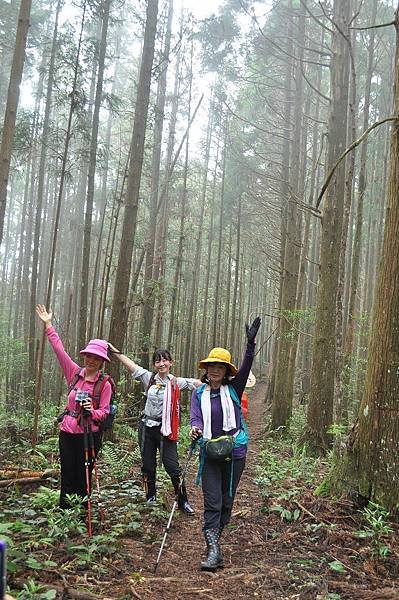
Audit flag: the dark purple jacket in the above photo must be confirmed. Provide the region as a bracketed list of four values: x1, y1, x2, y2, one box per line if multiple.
[190, 342, 255, 459]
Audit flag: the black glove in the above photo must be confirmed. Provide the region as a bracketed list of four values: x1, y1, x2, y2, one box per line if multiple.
[245, 316, 261, 344]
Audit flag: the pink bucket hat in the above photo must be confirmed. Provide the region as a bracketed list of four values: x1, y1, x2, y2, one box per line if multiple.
[80, 339, 110, 362]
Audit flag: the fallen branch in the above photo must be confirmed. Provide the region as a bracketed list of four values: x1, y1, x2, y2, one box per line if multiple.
[0, 468, 58, 480]
[0, 477, 48, 488]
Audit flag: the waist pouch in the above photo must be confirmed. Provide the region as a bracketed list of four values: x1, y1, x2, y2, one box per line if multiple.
[205, 435, 234, 462]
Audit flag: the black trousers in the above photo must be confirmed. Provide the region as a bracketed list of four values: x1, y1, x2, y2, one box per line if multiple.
[201, 457, 246, 530]
[138, 423, 181, 499]
[58, 430, 102, 508]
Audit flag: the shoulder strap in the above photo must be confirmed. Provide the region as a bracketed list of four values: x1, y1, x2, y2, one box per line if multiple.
[92, 373, 114, 408]
[68, 368, 84, 394]
[146, 372, 157, 392]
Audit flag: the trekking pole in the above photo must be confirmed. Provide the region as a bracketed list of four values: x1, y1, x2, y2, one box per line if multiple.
[83, 415, 93, 537]
[88, 420, 105, 525]
[153, 441, 196, 573]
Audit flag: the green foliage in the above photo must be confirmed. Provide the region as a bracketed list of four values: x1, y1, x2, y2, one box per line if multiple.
[355, 501, 393, 558]
[16, 577, 57, 599]
[0, 321, 27, 379]
[328, 560, 346, 574]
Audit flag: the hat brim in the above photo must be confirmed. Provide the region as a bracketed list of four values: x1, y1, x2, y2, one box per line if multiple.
[245, 371, 256, 388]
[198, 357, 238, 376]
[80, 350, 110, 363]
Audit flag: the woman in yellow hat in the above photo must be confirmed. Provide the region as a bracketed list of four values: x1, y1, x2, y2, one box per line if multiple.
[190, 317, 261, 571]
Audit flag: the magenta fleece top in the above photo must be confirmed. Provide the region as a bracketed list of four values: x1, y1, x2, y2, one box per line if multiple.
[46, 326, 111, 434]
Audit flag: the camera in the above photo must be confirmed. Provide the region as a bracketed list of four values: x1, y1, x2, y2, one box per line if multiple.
[75, 390, 89, 404]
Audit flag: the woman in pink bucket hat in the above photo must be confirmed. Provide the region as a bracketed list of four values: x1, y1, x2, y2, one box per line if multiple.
[36, 304, 112, 509]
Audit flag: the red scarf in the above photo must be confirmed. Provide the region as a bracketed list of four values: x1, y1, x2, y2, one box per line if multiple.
[169, 379, 180, 441]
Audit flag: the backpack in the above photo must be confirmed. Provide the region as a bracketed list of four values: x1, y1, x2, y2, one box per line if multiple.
[67, 368, 117, 431]
[241, 390, 248, 420]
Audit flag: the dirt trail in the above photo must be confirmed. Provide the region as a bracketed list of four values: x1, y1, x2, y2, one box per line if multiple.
[118, 383, 278, 600]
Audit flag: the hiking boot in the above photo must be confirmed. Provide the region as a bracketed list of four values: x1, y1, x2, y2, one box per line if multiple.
[146, 495, 157, 504]
[201, 528, 223, 571]
[180, 500, 195, 515]
[217, 525, 224, 567]
[172, 477, 194, 515]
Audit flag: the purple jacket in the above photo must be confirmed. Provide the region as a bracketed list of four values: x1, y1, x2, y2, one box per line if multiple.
[190, 342, 255, 459]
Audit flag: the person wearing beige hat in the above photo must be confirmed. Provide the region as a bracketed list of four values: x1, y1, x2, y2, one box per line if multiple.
[36, 305, 112, 508]
[190, 317, 261, 571]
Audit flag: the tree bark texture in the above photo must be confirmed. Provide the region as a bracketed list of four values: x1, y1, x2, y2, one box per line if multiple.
[0, 0, 32, 244]
[108, 0, 159, 376]
[305, 0, 351, 452]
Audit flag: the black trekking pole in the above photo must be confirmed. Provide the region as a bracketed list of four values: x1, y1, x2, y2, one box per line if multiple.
[88, 421, 105, 525]
[83, 415, 93, 537]
[153, 441, 196, 573]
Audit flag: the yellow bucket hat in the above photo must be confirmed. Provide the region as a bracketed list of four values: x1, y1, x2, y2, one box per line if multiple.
[198, 347, 238, 376]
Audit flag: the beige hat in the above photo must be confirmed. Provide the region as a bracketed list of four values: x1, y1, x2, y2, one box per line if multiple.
[245, 370, 256, 388]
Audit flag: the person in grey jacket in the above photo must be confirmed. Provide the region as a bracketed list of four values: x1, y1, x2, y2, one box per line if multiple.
[109, 344, 201, 514]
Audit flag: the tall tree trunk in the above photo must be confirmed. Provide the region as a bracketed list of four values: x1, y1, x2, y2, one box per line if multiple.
[333, 8, 399, 512]
[271, 0, 294, 428]
[340, 0, 378, 419]
[29, 0, 62, 378]
[0, 0, 32, 244]
[32, 0, 88, 447]
[79, 0, 111, 350]
[140, 0, 173, 368]
[108, 0, 158, 380]
[304, 0, 351, 452]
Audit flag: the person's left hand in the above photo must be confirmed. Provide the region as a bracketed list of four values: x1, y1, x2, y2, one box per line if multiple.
[245, 316, 261, 343]
[82, 397, 93, 412]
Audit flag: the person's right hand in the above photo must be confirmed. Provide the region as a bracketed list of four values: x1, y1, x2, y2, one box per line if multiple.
[190, 426, 202, 441]
[36, 304, 52, 327]
[107, 342, 120, 354]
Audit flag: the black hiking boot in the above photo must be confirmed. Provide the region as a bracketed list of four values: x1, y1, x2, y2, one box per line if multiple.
[172, 477, 195, 515]
[201, 528, 223, 571]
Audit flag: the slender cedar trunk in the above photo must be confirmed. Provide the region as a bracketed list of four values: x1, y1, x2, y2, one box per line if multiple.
[183, 101, 213, 374]
[29, 0, 61, 378]
[304, 0, 351, 452]
[229, 192, 242, 353]
[271, 1, 294, 428]
[153, 18, 183, 343]
[299, 50, 323, 387]
[18, 156, 31, 339]
[340, 0, 378, 420]
[333, 8, 399, 512]
[167, 41, 193, 349]
[224, 221, 232, 349]
[0, 0, 32, 244]
[108, 0, 158, 380]
[140, 0, 173, 368]
[31, 1, 88, 447]
[89, 26, 122, 337]
[79, 0, 111, 350]
[212, 124, 227, 346]
[284, 4, 307, 410]
[199, 137, 219, 357]
[335, 25, 358, 422]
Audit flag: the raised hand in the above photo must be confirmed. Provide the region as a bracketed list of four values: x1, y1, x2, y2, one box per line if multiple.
[107, 342, 120, 354]
[245, 316, 261, 344]
[35, 304, 53, 327]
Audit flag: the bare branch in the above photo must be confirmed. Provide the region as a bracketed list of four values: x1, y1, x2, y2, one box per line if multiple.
[316, 116, 397, 208]
[350, 21, 395, 31]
